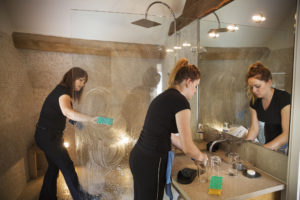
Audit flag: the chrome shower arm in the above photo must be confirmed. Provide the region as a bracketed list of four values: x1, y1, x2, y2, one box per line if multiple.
[212, 11, 221, 29]
[144, 1, 177, 36]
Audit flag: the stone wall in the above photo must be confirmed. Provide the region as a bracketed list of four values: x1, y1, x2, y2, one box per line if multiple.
[0, 32, 36, 200]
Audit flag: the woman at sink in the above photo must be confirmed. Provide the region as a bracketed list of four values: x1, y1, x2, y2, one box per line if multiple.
[246, 62, 291, 151]
[129, 58, 208, 200]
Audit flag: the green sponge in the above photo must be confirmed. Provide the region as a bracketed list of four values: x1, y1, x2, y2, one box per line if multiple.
[97, 116, 113, 126]
[208, 176, 223, 195]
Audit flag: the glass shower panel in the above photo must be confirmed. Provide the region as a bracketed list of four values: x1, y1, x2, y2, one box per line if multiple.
[69, 10, 173, 199]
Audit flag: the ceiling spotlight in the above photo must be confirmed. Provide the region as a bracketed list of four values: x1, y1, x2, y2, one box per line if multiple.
[166, 48, 174, 53]
[227, 24, 239, 32]
[208, 30, 220, 38]
[174, 46, 182, 50]
[252, 13, 266, 23]
[207, 12, 237, 39]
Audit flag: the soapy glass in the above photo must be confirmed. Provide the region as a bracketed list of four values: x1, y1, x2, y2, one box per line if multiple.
[197, 161, 209, 183]
[228, 152, 239, 176]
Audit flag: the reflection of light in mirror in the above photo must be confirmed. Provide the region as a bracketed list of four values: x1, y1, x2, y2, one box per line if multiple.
[173, 46, 182, 50]
[252, 13, 266, 23]
[63, 141, 70, 148]
[166, 48, 174, 53]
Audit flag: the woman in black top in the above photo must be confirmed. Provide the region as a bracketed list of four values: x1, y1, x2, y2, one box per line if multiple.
[129, 58, 208, 200]
[246, 62, 291, 151]
[35, 67, 100, 200]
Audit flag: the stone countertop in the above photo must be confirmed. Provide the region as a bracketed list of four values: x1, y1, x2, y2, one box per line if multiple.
[171, 143, 285, 200]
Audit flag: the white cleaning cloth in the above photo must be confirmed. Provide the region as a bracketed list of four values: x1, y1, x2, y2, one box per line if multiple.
[229, 126, 248, 138]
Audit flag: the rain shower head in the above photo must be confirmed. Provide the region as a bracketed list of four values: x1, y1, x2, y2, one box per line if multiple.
[131, 1, 176, 30]
[131, 18, 161, 28]
[208, 12, 239, 38]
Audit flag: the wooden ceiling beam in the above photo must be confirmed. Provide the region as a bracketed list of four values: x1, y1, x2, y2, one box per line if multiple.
[12, 32, 165, 59]
[168, 0, 233, 36]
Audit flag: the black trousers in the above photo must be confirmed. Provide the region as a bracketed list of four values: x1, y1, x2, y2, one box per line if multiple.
[129, 144, 168, 200]
[35, 127, 84, 200]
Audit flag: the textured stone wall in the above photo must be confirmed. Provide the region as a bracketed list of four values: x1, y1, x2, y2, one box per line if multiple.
[0, 32, 36, 200]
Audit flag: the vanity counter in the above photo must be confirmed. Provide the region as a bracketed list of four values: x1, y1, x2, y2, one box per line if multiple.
[171, 144, 285, 200]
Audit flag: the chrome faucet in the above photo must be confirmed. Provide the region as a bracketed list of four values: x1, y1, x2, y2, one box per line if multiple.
[209, 132, 246, 153]
[209, 138, 227, 152]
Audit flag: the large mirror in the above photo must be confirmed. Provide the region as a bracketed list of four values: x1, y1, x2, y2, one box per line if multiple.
[195, 0, 297, 154]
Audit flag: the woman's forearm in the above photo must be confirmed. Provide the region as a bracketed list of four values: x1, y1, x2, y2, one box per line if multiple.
[246, 128, 258, 140]
[171, 134, 182, 149]
[264, 133, 289, 150]
[65, 109, 93, 122]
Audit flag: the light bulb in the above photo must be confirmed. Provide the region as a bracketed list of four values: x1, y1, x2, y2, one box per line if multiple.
[227, 24, 239, 31]
[208, 31, 219, 38]
[252, 13, 266, 23]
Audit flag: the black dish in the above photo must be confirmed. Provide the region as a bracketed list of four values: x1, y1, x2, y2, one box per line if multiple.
[242, 169, 261, 178]
[177, 168, 197, 184]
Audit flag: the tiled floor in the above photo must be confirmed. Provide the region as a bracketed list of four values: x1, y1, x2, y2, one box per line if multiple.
[17, 165, 180, 200]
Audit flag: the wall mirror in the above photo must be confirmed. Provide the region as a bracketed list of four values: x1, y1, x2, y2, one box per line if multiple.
[196, 0, 297, 155]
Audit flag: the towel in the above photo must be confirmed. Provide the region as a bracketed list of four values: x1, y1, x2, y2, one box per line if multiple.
[229, 126, 248, 138]
[165, 150, 174, 200]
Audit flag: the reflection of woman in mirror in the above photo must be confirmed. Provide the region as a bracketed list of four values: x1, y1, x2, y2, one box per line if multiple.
[246, 62, 291, 151]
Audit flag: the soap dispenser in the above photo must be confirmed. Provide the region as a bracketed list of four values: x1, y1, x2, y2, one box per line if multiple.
[195, 123, 204, 141]
[223, 122, 229, 133]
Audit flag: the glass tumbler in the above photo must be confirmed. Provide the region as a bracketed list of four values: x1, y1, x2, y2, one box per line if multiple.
[210, 155, 221, 177]
[228, 152, 239, 176]
[197, 161, 209, 183]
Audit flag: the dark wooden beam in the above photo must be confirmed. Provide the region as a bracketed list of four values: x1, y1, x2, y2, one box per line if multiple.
[168, 0, 233, 36]
[12, 32, 165, 59]
[199, 47, 270, 60]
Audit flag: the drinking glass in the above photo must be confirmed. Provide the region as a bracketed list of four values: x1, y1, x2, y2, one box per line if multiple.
[197, 161, 209, 183]
[210, 155, 221, 177]
[228, 152, 239, 176]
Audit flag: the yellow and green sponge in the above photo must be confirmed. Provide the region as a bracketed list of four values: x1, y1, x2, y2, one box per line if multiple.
[208, 176, 223, 196]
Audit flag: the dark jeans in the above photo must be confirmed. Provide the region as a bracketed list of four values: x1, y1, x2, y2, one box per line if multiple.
[35, 126, 84, 200]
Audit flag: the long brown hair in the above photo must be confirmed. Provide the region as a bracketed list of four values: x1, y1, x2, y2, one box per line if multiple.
[168, 58, 201, 88]
[60, 67, 88, 102]
[246, 62, 272, 104]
